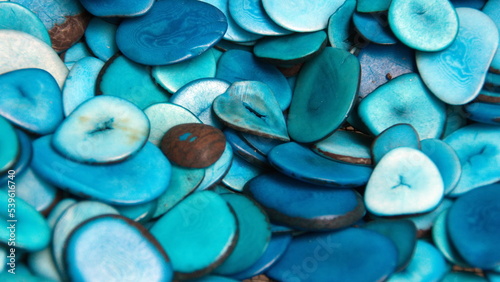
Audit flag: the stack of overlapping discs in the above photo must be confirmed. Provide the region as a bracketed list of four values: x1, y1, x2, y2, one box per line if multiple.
[0, 0, 499, 281]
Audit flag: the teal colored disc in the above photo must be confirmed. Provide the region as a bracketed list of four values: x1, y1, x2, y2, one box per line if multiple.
[0, 117, 19, 174]
[214, 194, 271, 275]
[97, 54, 169, 109]
[150, 191, 238, 279]
[287, 47, 360, 143]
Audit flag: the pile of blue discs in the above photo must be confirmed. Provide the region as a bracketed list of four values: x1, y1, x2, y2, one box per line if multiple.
[0, 0, 499, 281]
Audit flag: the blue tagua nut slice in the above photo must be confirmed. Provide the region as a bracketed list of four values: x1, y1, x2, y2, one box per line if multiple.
[266, 228, 398, 282]
[63, 42, 93, 68]
[327, 0, 356, 50]
[262, 0, 346, 32]
[364, 147, 444, 216]
[363, 220, 417, 271]
[152, 49, 218, 93]
[0, 30, 68, 88]
[371, 123, 420, 164]
[268, 142, 373, 187]
[0, 117, 19, 174]
[214, 194, 271, 275]
[0, 130, 31, 185]
[447, 184, 500, 270]
[65, 215, 172, 282]
[358, 73, 446, 139]
[287, 47, 360, 143]
[387, 240, 449, 282]
[444, 124, 500, 197]
[231, 233, 292, 280]
[32, 135, 171, 205]
[465, 102, 500, 125]
[253, 31, 327, 66]
[150, 191, 238, 280]
[421, 138, 462, 195]
[97, 54, 169, 109]
[53, 96, 150, 164]
[0, 68, 64, 135]
[152, 165, 204, 218]
[84, 17, 118, 62]
[16, 168, 58, 214]
[228, 0, 292, 36]
[170, 78, 230, 129]
[388, 0, 458, 52]
[216, 50, 292, 110]
[0, 2, 51, 46]
[357, 42, 416, 99]
[416, 8, 499, 105]
[0, 190, 50, 252]
[352, 11, 398, 45]
[79, 0, 154, 17]
[116, 0, 227, 65]
[312, 130, 373, 166]
[62, 57, 104, 116]
[213, 81, 289, 141]
[245, 173, 365, 230]
[51, 201, 119, 279]
[432, 209, 471, 267]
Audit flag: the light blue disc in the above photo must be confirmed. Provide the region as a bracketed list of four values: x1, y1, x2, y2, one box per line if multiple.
[416, 8, 499, 105]
[152, 49, 217, 93]
[228, 0, 292, 36]
[262, 0, 346, 32]
[84, 17, 119, 62]
[62, 57, 104, 116]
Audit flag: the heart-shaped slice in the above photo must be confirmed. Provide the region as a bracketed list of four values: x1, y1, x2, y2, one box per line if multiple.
[213, 81, 289, 141]
[364, 147, 444, 216]
[53, 95, 150, 163]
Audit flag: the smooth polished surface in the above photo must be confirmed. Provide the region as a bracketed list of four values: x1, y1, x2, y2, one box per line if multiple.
[262, 0, 346, 32]
[287, 47, 360, 143]
[216, 50, 292, 110]
[448, 184, 500, 269]
[0, 68, 63, 135]
[364, 147, 444, 216]
[246, 173, 365, 230]
[62, 57, 103, 116]
[32, 135, 171, 205]
[79, 0, 154, 17]
[267, 228, 398, 282]
[312, 130, 373, 165]
[358, 73, 446, 139]
[421, 138, 461, 195]
[371, 123, 420, 164]
[213, 81, 289, 141]
[170, 78, 230, 129]
[215, 194, 271, 275]
[416, 8, 499, 105]
[269, 142, 373, 187]
[97, 54, 169, 109]
[116, 0, 227, 65]
[444, 124, 500, 196]
[0, 117, 19, 174]
[0, 2, 51, 45]
[53, 96, 150, 163]
[389, 0, 458, 51]
[150, 191, 237, 279]
[65, 215, 172, 281]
